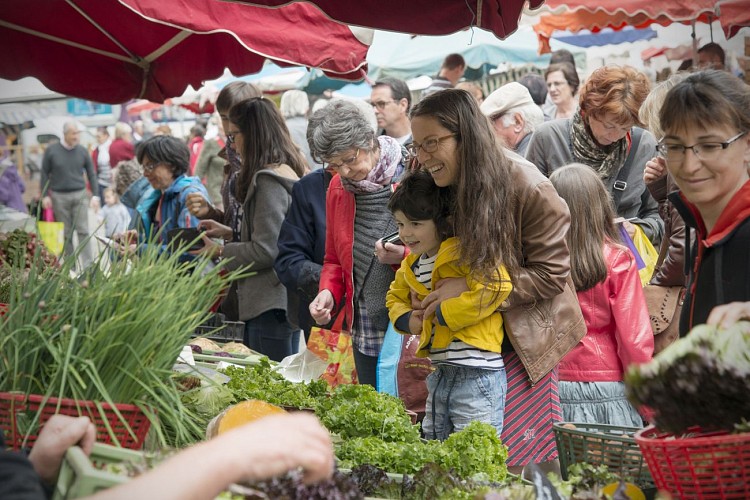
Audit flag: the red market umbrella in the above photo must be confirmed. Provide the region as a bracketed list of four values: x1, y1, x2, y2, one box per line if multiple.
[226, 0, 544, 39]
[531, 0, 718, 53]
[717, 0, 750, 39]
[0, 0, 369, 104]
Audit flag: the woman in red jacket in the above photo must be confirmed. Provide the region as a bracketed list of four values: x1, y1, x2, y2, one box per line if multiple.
[307, 100, 406, 387]
[550, 163, 654, 426]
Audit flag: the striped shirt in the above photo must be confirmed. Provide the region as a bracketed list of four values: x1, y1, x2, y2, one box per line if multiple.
[417, 253, 504, 371]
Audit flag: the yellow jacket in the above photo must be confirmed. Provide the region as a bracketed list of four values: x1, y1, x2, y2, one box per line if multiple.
[386, 237, 512, 357]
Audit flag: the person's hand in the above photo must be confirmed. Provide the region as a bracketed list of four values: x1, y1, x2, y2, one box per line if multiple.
[309, 289, 334, 324]
[28, 415, 96, 485]
[643, 156, 667, 186]
[422, 277, 468, 318]
[408, 310, 424, 336]
[190, 233, 221, 259]
[614, 217, 638, 240]
[42, 196, 52, 210]
[112, 229, 139, 256]
[374, 239, 405, 265]
[225, 413, 334, 484]
[707, 302, 750, 329]
[186, 192, 210, 218]
[90, 196, 101, 211]
[198, 219, 232, 240]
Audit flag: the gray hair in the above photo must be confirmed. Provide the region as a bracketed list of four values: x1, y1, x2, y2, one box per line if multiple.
[499, 103, 545, 136]
[63, 121, 81, 134]
[114, 121, 132, 139]
[280, 90, 310, 118]
[307, 99, 377, 163]
[113, 159, 143, 196]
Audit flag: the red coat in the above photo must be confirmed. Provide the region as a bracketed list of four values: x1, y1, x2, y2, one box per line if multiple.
[559, 243, 654, 382]
[318, 175, 356, 331]
[108, 139, 135, 168]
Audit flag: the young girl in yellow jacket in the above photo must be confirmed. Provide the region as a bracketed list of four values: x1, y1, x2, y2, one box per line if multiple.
[385, 171, 512, 440]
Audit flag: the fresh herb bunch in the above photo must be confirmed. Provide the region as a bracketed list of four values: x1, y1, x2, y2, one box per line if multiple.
[1, 237, 243, 448]
[223, 358, 328, 409]
[317, 384, 420, 442]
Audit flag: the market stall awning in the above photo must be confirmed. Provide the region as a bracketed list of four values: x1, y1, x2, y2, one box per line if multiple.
[0, 103, 55, 125]
[552, 26, 658, 48]
[225, 0, 544, 39]
[0, 0, 370, 104]
[717, 0, 750, 39]
[530, 0, 718, 53]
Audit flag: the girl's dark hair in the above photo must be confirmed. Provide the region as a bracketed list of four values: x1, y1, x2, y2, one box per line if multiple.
[229, 97, 307, 201]
[410, 89, 519, 285]
[388, 170, 454, 241]
[136, 135, 189, 178]
[549, 163, 623, 291]
[215, 81, 262, 113]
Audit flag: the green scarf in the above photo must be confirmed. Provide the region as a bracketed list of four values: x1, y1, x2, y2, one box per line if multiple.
[570, 110, 629, 181]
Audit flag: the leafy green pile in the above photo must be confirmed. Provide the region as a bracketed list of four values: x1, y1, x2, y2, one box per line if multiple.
[626, 321, 750, 433]
[349, 463, 533, 500]
[337, 421, 508, 482]
[317, 384, 420, 443]
[223, 358, 328, 409]
[0, 229, 57, 270]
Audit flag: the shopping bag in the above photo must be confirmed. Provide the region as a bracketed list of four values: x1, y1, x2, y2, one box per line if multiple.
[376, 323, 403, 396]
[37, 208, 64, 256]
[306, 313, 358, 387]
[376, 323, 432, 415]
[618, 223, 658, 286]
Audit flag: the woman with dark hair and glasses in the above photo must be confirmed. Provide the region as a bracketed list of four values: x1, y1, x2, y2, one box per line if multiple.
[307, 99, 407, 387]
[408, 89, 585, 474]
[656, 70, 750, 332]
[125, 135, 208, 248]
[195, 97, 307, 360]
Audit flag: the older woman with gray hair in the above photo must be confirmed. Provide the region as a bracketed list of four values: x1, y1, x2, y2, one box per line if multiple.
[113, 159, 157, 232]
[307, 99, 407, 387]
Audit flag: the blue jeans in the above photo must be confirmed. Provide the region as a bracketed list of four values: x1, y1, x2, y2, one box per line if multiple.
[243, 309, 299, 362]
[423, 364, 507, 441]
[352, 348, 379, 388]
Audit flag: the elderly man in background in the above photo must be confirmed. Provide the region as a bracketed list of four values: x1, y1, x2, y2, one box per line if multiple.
[370, 77, 413, 146]
[41, 121, 99, 268]
[481, 82, 544, 156]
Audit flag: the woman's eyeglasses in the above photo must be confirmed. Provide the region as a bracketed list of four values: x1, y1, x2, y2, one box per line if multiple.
[657, 132, 747, 162]
[406, 134, 455, 157]
[142, 161, 162, 172]
[325, 149, 360, 171]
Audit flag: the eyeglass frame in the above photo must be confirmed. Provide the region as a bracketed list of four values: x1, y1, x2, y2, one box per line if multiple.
[141, 160, 164, 172]
[657, 131, 747, 162]
[406, 134, 456, 157]
[325, 148, 361, 171]
[370, 99, 397, 110]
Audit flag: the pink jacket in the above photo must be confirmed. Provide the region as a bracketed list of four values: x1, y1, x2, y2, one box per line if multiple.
[559, 243, 654, 382]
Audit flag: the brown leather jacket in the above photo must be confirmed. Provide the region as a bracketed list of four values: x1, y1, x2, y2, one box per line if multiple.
[646, 174, 687, 286]
[501, 151, 586, 384]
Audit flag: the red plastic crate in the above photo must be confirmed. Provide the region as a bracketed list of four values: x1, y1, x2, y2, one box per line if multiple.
[635, 425, 750, 499]
[0, 392, 151, 450]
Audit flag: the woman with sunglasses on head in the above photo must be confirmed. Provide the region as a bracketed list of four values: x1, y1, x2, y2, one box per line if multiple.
[409, 89, 585, 475]
[656, 70, 750, 333]
[195, 97, 307, 361]
[527, 65, 663, 246]
[307, 100, 407, 387]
